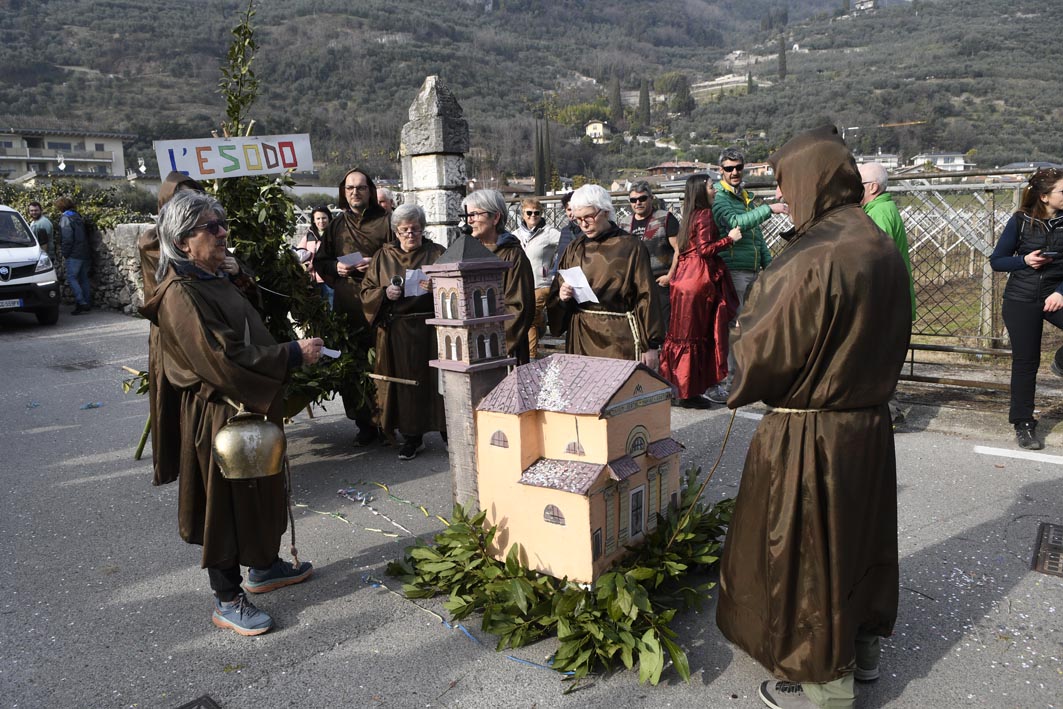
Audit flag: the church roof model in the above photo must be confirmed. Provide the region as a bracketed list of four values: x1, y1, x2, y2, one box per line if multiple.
[476, 353, 669, 416]
[432, 233, 499, 265]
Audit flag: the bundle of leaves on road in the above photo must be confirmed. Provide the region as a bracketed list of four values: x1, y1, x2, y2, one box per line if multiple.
[386, 466, 733, 687]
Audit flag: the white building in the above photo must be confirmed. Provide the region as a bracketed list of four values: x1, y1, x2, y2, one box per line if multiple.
[909, 152, 976, 173]
[0, 123, 135, 180]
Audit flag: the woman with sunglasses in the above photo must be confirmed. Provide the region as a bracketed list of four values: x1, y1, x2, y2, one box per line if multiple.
[990, 167, 1063, 450]
[140, 191, 323, 637]
[460, 189, 536, 364]
[513, 197, 560, 359]
[659, 174, 743, 408]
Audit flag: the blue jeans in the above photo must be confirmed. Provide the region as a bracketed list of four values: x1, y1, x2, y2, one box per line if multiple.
[725, 269, 759, 386]
[319, 282, 335, 309]
[65, 257, 91, 306]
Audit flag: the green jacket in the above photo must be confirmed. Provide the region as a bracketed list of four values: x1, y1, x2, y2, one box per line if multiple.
[863, 192, 916, 321]
[713, 181, 773, 272]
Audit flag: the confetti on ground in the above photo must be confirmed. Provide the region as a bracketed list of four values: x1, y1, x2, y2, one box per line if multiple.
[26, 401, 40, 409]
[79, 401, 105, 409]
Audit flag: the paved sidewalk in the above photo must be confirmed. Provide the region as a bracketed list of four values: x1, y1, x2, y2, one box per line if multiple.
[2, 310, 1060, 708]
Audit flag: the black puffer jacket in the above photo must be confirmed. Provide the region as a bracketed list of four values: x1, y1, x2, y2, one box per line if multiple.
[992, 214, 1063, 302]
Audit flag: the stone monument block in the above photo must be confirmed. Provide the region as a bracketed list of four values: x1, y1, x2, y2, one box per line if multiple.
[408, 154, 466, 190]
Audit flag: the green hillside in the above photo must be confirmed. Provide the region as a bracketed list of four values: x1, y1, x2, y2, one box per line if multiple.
[0, 0, 1058, 183]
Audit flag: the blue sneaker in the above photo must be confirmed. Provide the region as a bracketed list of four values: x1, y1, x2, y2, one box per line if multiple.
[243, 558, 313, 594]
[212, 593, 273, 636]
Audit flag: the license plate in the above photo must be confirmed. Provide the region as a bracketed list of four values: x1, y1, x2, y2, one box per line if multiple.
[0, 298, 23, 309]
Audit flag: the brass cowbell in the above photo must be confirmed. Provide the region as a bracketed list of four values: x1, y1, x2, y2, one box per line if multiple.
[212, 403, 286, 480]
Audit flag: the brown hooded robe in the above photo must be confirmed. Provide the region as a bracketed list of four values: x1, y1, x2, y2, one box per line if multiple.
[486, 233, 536, 364]
[715, 126, 911, 684]
[546, 224, 665, 360]
[360, 240, 447, 437]
[313, 169, 393, 421]
[140, 267, 292, 569]
[138, 171, 203, 486]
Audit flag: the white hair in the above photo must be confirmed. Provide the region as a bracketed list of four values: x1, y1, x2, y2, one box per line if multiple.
[858, 162, 889, 190]
[569, 184, 615, 221]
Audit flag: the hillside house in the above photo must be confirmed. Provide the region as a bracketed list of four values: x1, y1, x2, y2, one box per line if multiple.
[0, 122, 134, 180]
[476, 355, 683, 583]
[585, 120, 614, 145]
[909, 152, 975, 173]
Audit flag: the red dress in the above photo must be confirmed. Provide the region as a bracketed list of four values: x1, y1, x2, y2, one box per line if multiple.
[659, 209, 738, 398]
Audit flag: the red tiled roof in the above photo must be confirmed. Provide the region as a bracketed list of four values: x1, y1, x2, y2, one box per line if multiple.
[519, 458, 606, 495]
[477, 354, 667, 415]
[608, 455, 641, 481]
[647, 438, 683, 459]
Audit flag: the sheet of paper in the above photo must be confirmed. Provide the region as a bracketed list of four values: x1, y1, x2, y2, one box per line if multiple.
[558, 266, 599, 304]
[337, 252, 365, 266]
[404, 269, 428, 297]
[320, 347, 341, 359]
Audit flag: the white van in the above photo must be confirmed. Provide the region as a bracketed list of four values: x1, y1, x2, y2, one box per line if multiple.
[0, 205, 61, 325]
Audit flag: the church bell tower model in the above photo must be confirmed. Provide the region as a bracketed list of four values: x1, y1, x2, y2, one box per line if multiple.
[424, 235, 515, 511]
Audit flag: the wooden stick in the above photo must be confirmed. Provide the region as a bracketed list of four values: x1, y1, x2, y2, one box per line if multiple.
[121, 365, 142, 375]
[368, 373, 419, 386]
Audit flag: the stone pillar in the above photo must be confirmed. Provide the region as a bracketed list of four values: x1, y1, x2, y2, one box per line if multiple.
[400, 76, 469, 248]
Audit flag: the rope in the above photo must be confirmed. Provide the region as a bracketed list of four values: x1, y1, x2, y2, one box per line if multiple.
[666, 408, 737, 549]
[578, 307, 645, 360]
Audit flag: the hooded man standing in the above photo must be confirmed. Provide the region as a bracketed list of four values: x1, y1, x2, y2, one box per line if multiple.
[314, 168, 393, 445]
[715, 127, 911, 709]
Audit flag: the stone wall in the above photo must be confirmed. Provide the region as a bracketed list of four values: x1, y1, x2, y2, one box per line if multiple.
[58, 223, 150, 313]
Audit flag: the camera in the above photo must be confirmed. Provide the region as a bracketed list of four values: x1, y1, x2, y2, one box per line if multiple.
[390, 275, 405, 287]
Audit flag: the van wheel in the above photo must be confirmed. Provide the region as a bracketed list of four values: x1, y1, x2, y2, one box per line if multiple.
[36, 307, 59, 325]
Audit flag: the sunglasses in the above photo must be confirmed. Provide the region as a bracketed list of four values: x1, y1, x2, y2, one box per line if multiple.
[721, 164, 745, 173]
[524, 210, 542, 216]
[629, 195, 650, 204]
[190, 219, 228, 236]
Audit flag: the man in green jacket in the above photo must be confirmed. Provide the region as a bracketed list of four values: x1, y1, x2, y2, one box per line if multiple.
[860, 162, 916, 424]
[707, 148, 788, 403]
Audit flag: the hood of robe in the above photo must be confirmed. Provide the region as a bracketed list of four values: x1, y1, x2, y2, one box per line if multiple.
[335, 168, 386, 219]
[158, 171, 204, 210]
[768, 125, 863, 237]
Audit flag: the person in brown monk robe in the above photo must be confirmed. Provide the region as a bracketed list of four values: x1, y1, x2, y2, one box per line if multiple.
[313, 168, 393, 446]
[547, 183, 664, 369]
[715, 126, 911, 709]
[460, 188, 535, 364]
[140, 191, 324, 637]
[360, 204, 447, 461]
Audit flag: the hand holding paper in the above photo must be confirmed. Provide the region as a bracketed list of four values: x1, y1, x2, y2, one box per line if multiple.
[404, 269, 428, 297]
[558, 266, 599, 303]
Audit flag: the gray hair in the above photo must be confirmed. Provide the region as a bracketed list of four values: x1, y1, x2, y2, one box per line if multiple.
[377, 187, 396, 205]
[858, 162, 889, 190]
[629, 180, 654, 197]
[156, 190, 226, 282]
[462, 189, 508, 232]
[719, 147, 745, 165]
[569, 184, 615, 221]
[391, 203, 426, 230]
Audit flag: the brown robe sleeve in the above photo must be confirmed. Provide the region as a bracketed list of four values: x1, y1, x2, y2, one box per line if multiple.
[158, 280, 291, 414]
[494, 241, 536, 364]
[360, 245, 391, 328]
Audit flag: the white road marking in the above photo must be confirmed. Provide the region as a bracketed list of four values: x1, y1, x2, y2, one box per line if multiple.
[737, 411, 764, 421]
[973, 445, 1063, 465]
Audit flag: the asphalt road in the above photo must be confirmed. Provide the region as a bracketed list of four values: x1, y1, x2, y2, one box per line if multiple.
[2, 309, 1060, 709]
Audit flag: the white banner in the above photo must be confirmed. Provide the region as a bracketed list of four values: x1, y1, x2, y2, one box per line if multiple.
[153, 134, 314, 181]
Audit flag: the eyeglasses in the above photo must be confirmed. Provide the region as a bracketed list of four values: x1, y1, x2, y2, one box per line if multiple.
[524, 210, 542, 216]
[572, 209, 602, 226]
[466, 210, 492, 220]
[629, 195, 650, 204]
[721, 164, 745, 173]
[345, 184, 369, 192]
[396, 228, 424, 237]
[190, 219, 228, 236]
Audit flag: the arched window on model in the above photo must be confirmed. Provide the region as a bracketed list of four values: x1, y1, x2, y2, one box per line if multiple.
[455, 336, 463, 361]
[490, 430, 508, 448]
[473, 289, 484, 317]
[477, 334, 487, 359]
[440, 291, 450, 319]
[544, 504, 565, 525]
[449, 292, 459, 319]
[485, 287, 497, 315]
[445, 335, 454, 360]
[626, 425, 649, 456]
[489, 332, 499, 358]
